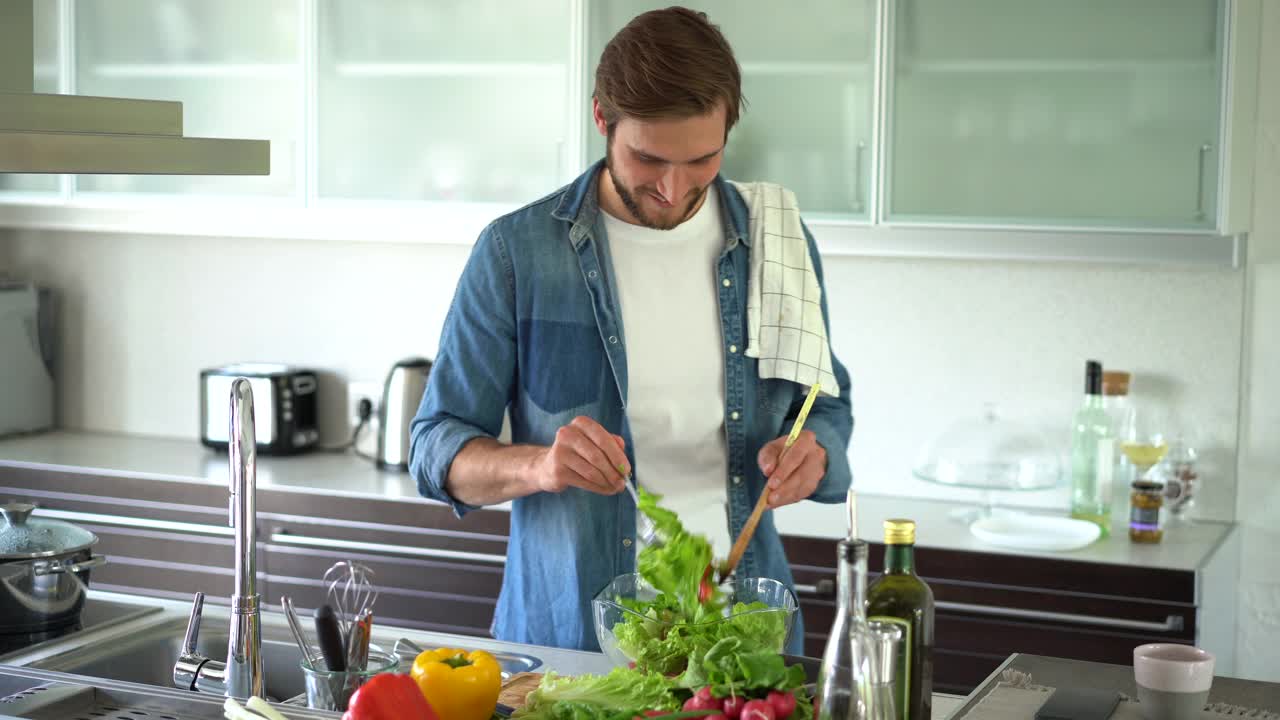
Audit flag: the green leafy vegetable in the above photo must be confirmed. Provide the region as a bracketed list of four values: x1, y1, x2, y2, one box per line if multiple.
[612, 600, 790, 676]
[635, 488, 724, 620]
[612, 489, 791, 676]
[513, 668, 678, 720]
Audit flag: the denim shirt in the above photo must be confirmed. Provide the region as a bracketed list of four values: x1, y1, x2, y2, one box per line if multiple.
[409, 160, 853, 654]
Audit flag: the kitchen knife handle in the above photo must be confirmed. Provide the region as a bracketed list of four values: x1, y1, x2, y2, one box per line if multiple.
[313, 604, 347, 672]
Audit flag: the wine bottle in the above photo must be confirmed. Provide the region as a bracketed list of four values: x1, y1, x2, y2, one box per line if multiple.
[866, 519, 934, 720]
[1070, 359, 1115, 534]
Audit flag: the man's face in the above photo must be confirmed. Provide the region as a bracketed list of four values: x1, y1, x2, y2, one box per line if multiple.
[596, 101, 727, 230]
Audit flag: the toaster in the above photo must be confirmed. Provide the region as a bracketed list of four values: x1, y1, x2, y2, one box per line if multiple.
[200, 364, 319, 454]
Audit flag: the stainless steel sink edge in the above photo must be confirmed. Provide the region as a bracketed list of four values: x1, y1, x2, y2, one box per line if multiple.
[0, 664, 341, 719]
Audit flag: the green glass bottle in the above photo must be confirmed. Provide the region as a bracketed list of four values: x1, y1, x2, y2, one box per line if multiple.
[866, 519, 934, 720]
[1070, 359, 1115, 534]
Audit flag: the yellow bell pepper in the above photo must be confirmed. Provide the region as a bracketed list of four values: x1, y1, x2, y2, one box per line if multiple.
[410, 648, 501, 720]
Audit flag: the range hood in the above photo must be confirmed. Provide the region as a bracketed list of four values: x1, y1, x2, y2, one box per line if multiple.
[0, 1, 268, 175]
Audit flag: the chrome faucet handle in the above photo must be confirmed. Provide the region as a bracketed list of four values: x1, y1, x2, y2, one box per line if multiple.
[174, 592, 227, 694]
[181, 591, 205, 657]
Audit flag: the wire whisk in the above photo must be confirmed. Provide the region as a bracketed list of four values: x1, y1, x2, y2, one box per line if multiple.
[323, 560, 378, 644]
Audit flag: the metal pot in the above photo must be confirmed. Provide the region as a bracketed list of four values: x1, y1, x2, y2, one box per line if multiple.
[0, 502, 106, 633]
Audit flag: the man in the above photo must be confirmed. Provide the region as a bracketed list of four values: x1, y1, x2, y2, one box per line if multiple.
[410, 6, 852, 654]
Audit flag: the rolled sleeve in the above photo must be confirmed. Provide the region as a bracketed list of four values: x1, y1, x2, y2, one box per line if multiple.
[409, 223, 517, 518]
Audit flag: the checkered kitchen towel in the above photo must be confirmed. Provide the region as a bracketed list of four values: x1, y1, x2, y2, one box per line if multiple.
[728, 181, 839, 397]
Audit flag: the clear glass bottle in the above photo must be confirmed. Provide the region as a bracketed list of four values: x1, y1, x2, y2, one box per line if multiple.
[1102, 371, 1136, 495]
[1070, 360, 1115, 535]
[815, 539, 887, 720]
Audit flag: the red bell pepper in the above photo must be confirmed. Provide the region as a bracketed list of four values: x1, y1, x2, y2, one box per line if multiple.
[343, 673, 440, 720]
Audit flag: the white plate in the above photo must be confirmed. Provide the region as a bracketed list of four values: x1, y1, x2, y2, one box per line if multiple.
[969, 512, 1102, 552]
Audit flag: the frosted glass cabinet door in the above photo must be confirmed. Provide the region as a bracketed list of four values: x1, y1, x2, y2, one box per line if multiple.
[0, 0, 60, 195]
[73, 0, 300, 197]
[317, 0, 572, 203]
[587, 1, 877, 220]
[887, 0, 1223, 230]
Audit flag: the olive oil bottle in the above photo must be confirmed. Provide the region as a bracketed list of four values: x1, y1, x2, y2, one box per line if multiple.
[866, 519, 935, 720]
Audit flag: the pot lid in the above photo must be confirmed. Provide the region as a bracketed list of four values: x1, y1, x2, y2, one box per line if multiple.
[0, 502, 96, 559]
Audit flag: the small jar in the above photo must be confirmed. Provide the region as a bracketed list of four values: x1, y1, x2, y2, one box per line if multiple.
[1129, 480, 1164, 543]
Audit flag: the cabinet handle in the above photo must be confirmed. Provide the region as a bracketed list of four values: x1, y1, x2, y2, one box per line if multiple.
[936, 600, 1184, 633]
[268, 531, 507, 566]
[853, 141, 867, 213]
[1196, 143, 1212, 221]
[794, 579, 835, 598]
[33, 508, 233, 537]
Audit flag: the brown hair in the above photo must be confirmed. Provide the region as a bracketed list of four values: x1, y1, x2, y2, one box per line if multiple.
[594, 6, 743, 134]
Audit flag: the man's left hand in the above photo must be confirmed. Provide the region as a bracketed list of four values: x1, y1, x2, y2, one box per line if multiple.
[757, 430, 827, 509]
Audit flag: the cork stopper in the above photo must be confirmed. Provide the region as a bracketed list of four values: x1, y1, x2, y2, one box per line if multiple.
[883, 518, 916, 545]
[1102, 371, 1131, 397]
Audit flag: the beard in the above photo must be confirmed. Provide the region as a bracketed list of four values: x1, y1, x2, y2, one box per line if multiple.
[605, 141, 708, 231]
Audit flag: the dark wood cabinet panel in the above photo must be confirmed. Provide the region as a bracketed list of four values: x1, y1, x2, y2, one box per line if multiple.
[262, 545, 504, 601]
[263, 518, 508, 559]
[269, 574, 497, 638]
[783, 535, 1195, 605]
[783, 533, 1198, 696]
[93, 559, 234, 599]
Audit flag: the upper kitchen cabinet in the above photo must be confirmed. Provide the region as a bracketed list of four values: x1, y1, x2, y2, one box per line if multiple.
[316, 0, 573, 203]
[586, 1, 878, 221]
[72, 0, 300, 197]
[885, 0, 1246, 232]
[0, 0, 60, 197]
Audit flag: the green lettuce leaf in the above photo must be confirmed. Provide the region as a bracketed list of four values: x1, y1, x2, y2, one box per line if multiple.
[635, 488, 725, 620]
[513, 668, 678, 720]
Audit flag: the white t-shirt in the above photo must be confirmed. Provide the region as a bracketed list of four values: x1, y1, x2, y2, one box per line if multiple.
[601, 186, 732, 558]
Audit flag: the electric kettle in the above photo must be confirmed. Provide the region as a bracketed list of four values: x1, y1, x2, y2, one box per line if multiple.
[376, 357, 431, 470]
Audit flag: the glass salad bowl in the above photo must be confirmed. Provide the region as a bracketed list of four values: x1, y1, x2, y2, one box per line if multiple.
[592, 573, 798, 671]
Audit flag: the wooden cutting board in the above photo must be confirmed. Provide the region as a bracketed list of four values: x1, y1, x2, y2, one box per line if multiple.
[499, 672, 544, 710]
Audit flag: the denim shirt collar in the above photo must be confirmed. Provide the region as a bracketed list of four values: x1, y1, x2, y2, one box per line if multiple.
[552, 159, 751, 252]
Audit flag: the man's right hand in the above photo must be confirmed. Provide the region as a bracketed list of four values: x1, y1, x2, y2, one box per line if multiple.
[533, 416, 631, 495]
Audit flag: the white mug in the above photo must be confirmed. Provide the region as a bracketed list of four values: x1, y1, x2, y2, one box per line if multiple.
[1134, 643, 1215, 720]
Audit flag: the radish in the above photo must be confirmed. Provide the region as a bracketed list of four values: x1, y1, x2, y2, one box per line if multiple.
[766, 691, 797, 719]
[684, 695, 721, 713]
[740, 699, 776, 720]
[722, 695, 746, 719]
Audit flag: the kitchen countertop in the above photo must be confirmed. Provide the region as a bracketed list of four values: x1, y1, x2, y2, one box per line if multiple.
[0, 589, 968, 718]
[0, 430, 1234, 572]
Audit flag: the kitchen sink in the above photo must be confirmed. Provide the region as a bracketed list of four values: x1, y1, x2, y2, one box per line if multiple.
[30, 618, 312, 702]
[0, 664, 338, 720]
[27, 609, 545, 705]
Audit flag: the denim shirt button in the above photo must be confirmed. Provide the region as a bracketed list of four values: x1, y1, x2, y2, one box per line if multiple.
[729, 344, 738, 354]
[588, 270, 598, 278]
[722, 278, 732, 287]
[609, 335, 618, 344]
[730, 410, 740, 421]
[622, 538, 632, 548]
[732, 476, 742, 485]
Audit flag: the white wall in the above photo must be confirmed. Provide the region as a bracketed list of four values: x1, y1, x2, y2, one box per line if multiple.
[1233, 0, 1280, 682]
[0, 225, 1244, 523]
[0, 231, 473, 445]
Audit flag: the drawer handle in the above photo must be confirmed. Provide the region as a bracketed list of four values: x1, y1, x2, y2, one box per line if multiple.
[794, 579, 835, 598]
[268, 532, 506, 566]
[936, 600, 1184, 633]
[33, 508, 233, 537]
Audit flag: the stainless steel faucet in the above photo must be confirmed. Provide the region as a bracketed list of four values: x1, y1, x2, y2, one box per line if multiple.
[174, 377, 266, 699]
